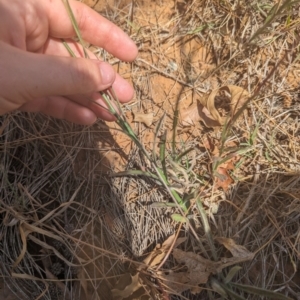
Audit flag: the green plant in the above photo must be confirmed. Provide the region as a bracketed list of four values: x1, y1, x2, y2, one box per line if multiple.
[60, 1, 300, 299]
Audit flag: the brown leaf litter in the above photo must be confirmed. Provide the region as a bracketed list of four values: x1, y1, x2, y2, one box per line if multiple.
[181, 85, 249, 127]
[111, 234, 184, 299]
[157, 237, 254, 295]
[111, 235, 254, 298]
[133, 112, 154, 127]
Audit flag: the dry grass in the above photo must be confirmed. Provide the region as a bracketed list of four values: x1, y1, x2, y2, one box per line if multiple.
[1, 0, 300, 299]
[0, 114, 124, 299]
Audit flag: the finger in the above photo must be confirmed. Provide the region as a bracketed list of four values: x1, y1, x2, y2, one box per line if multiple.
[43, 37, 98, 59]
[20, 94, 118, 124]
[1, 42, 116, 104]
[111, 75, 134, 103]
[20, 96, 98, 125]
[44, 38, 135, 103]
[47, 0, 138, 62]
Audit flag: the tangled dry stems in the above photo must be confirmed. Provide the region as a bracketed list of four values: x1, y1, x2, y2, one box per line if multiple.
[1, 0, 300, 299]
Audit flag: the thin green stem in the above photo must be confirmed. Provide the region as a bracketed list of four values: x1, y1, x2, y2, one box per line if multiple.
[196, 196, 218, 261]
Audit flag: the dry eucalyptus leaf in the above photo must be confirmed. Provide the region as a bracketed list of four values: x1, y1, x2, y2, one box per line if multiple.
[143, 234, 176, 268]
[206, 85, 249, 125]
[133, 112, 153, 127]
[173, 249, 217, 273]
[158, 271, 207, 294]
[157, 241, 254, 295]
[227, 85, 249, 107]
[181, 85, 248, 128]
[174, 236, 187, 248]
[216, 237, 254, 260]
[112, 273, 142, 300]
[213, 155, 240, 191]
[158, 249, 215, 294]
[202, 136, 216, 151]
[205, 238, 255, 274]
[214, 166, 233, 191]
[181, 101, 220, 127]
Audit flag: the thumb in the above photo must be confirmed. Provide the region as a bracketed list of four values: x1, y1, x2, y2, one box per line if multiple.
[0, 42, 115, 109]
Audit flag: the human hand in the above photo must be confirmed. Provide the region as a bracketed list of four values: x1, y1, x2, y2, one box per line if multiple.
[0, 0, 138, 125]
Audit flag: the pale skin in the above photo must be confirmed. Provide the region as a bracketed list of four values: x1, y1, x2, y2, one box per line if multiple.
[0, 0, 138, 125]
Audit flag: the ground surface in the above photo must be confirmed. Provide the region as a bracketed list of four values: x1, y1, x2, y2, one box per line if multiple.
[1, 0, 300, 299]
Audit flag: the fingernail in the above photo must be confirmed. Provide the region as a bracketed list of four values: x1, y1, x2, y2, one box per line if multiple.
[99, 62, 115, 87]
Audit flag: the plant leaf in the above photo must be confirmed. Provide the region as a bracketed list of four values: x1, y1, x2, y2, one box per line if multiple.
[133, 112, 153, 127]
[171, 214, 188, 223]
[111, 273, 142, 299]
[159, 130, 168, 180]
[181, 85, 249, 128]
[153, 113, 166, 164]
[230, 283, 293, 300]
[143, 234, 176, 268]
[214, 166, 233, 191]
[180, 101, 220, 127]
[220, 282, 248, 300]
[211, 278, 228, 298]
[224, 266, 242, 284]
[110, 170, 160, 181]
[62, 0, 89, 58]
[216, 237, 254, 260]
[206, 85, 249, 126]
[150, 202, 178, 208]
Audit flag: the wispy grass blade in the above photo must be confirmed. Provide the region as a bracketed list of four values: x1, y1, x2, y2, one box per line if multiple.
[248, 0, 295, 44]
[110, 170, 160, 181]
[152, 113, 165, 164]
[159, 130, 168, 180]
[218, 281, 246, 300]
[62, 40, 76, 57]
[230, 283, 293, 300]
[224, 266, 242, 284]
[175, 147, 195, 163]
[196, 196, 217, 261]
[62, 0, 89, 58]
[172, 93, 181, 158]
[150, 202, 178, 208]
[171, 213, 188, 223]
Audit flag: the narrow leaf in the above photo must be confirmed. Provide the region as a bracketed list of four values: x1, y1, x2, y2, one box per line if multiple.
[224, 266, 242, 284]
[220, 283, 247, 300]
[176, 147, 195, 162]
[196, 197, 217, 261]
[62, 0, 89, 58]
[171, 214, 188, 223]
[62, 40, 76, 57]
[110, 170, 160, 181]
[150, 202, 178, 208]
[153, 113, 166, 164]
[172, 89, 182, 157]
[159, 130, 168, 180]
[231, 283, 293, 300]
[210, 278, 228, 298]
